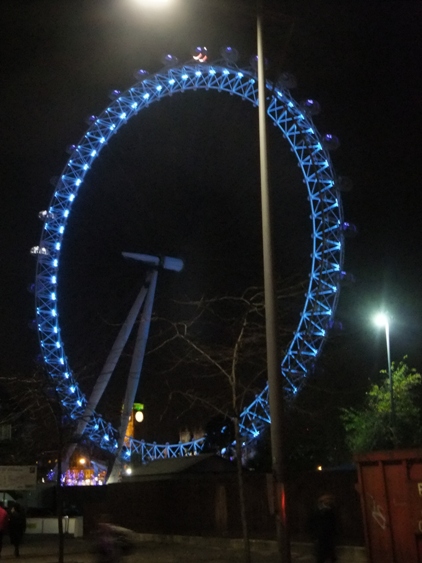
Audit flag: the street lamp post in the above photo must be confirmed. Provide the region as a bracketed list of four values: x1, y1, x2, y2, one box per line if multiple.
[257, 3, 291, 562]
[132, 0, 291, 558]
[374, 313, 394, 428]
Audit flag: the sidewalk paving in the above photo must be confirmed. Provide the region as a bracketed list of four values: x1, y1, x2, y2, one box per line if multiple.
[2, 534, 367, 563]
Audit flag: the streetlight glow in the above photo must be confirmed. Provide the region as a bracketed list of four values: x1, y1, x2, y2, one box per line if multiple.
[374, 312, 389, 328]
[133, 0, 174, 7]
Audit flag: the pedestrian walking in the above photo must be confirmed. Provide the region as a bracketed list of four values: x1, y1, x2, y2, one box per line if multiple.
[93, 515, 137, 563]
[0, 502, 8, 558]
[8, 502, 26, 558]
[308, 493, 338, 563]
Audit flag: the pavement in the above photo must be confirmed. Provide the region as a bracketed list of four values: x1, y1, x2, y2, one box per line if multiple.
[0, 534, 368, 563]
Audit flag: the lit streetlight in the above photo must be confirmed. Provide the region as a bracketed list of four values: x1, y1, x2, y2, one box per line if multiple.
[373, 312, 394, 427]
[129, 1, 290, 559]
[133, 0, 173, 7]
[256, 5, 291, 563]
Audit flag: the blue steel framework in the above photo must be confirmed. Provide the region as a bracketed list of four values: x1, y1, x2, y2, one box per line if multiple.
[33, 55, 347, 463]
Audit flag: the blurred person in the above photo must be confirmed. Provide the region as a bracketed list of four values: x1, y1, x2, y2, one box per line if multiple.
[308, 493, 338, 563]
[93, 514, 137, 563]
[9, 503, 26, 558]
[0, 502, 8, 558]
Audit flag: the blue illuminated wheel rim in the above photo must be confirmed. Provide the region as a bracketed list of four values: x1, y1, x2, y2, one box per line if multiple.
[34, 58, 346, 458]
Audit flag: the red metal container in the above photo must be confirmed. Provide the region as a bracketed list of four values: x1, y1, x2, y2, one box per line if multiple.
[355, 449, 422, 562]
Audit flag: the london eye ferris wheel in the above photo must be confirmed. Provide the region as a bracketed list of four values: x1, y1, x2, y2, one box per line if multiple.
[32, 46, 353, 471]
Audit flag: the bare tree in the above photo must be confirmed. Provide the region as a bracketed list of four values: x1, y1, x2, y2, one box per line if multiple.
[148, 279, 305, 563]
[0, 369, 60, 463]
[0, 369, 76, 563]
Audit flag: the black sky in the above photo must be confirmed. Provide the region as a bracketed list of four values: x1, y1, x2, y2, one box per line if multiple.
[2, 0, 422, 442]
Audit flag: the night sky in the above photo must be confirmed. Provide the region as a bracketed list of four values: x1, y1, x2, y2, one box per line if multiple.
[2, 0, 422, 443]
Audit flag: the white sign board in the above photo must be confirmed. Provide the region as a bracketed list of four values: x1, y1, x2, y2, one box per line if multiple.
[0, 466, 37, 490]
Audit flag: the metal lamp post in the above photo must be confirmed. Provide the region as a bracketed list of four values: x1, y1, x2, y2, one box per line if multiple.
[131, 1, 291, 559]
[374, 312, 394, 428]
[256, 2, 291, 562]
